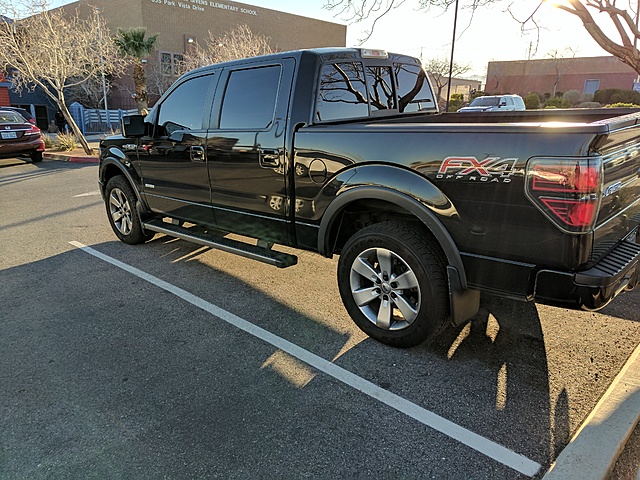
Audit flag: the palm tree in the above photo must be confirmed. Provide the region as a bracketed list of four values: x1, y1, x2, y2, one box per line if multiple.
[114, 27, 158, 113]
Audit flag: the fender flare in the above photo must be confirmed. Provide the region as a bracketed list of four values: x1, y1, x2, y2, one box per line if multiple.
[318, 185, 469, 289]
[99, 156, 147, 210]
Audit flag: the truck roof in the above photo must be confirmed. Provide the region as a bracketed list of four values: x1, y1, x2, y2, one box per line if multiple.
[185, 47, 422, 77]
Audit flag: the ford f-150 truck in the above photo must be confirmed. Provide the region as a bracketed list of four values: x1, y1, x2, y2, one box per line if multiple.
[99, 48, 640, 347]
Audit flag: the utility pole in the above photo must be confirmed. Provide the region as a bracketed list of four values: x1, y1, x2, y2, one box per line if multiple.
[96, 7, 111, 130]
[445, 0, 460, 112]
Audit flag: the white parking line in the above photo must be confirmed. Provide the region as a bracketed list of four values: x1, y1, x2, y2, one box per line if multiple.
[73, 190, 100, 197]
[69, 240, 542, 477]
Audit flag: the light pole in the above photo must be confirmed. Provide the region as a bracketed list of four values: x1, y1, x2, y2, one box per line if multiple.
[96, 7, 111, 130]
[445, 0, 460, 112]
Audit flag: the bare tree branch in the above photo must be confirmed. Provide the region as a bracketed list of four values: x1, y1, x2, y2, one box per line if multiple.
[324, 0, 640, 75]
[183, 24, 276, 70]
[0, 1, 127, 153]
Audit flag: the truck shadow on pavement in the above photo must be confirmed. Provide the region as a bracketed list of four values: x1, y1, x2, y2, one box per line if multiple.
[2, 239, 638, 478]
[431, 296, 570, 468]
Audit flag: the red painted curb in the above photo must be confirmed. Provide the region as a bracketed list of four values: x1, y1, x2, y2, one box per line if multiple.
[43, 153, 99, 164]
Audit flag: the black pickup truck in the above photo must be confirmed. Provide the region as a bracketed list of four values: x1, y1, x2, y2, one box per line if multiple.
[99, 48, 640, 347]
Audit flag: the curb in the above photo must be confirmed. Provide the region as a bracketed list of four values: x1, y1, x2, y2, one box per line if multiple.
[43, 152, 99, 164]
[543, 342, 640, 480]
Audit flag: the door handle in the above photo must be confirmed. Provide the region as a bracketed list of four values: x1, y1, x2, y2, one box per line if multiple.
[260, 148, 281, 168]
[190, 145, 205, 163]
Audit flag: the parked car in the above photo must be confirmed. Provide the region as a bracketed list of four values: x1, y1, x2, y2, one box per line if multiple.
[458, 94, 525, 112]
[0, 106, 37, 125]
[0, 109, 45, 162]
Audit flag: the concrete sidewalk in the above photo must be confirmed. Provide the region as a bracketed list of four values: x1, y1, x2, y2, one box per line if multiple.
[543, 343, 640, 479]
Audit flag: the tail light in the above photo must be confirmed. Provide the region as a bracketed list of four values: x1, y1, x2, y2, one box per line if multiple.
[525, 157, 602, 233]
[26, 125, 41, 136]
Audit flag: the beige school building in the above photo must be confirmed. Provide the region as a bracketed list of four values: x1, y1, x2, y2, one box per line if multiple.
[59, 0, 347, 108]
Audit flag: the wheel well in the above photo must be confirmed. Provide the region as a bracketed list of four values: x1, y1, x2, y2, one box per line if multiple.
[328, 199, 436, 255]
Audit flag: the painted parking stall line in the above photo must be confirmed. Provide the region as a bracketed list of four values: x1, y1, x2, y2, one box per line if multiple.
[69, 240, 542, 477]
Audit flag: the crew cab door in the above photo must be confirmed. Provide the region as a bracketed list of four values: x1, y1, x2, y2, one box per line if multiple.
[137, 72, 219, 225]
[206, 59, 294, 244]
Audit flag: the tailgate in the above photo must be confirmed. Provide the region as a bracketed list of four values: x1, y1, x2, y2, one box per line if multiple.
[591, 112, 640, 260]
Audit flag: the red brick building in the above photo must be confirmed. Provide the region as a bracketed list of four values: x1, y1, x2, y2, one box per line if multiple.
[486, 56, 638, 97]
[0, 73, 10, 106]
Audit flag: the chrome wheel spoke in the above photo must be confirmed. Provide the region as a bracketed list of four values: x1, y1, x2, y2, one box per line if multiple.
[376, 248, 393, 277]
[393, 294, 418, 324]
[352, 286, 379, 307]
[376, 296, 392, 329]
[352, 256, 379, 281]
[393, 269, 419, 290]
[111, 210, 124, 223]
[122, 214, 132, 234]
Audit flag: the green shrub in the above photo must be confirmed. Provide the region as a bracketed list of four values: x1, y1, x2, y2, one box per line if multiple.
[448, 93, 465, 112]
[604, 102, 640, 108]
[594, 88, 640, 105]
[42, 135, 55, 149]
[563, 90, 582, 106]
[55, 132, 78, 151]
[544, 97, 570, 108]
[577, 102, 601, 108]
[524, 93, 540, 109]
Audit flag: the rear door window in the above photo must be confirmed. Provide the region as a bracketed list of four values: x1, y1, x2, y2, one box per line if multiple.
[219, 65, 282, 130]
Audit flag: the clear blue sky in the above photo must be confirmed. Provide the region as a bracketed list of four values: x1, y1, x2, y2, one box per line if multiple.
[47, 0, 609, 78]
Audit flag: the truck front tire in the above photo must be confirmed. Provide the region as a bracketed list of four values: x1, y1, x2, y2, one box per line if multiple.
[337, 221, 450, 348]
[105, 175, 153, 245]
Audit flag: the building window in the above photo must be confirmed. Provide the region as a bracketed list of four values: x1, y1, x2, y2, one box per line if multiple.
[160, 52, 185, 76]
[584, 79, 600, 96]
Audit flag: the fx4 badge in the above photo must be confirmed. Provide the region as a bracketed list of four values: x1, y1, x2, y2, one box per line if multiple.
[436, 156, 518, 183]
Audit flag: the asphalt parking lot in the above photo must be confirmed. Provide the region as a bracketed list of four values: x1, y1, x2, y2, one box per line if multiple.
[1, 158, 639, 479]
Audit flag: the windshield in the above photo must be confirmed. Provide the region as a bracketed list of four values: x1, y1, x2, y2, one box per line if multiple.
[469, 97, 500, 107]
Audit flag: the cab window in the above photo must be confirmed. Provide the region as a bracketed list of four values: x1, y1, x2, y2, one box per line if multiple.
[156, 75, 214, 136]
[365, 66, 396, 112]
[219, 65, 282, 130]
[316, 62, 369, 121]
[394, 63, 436, 113]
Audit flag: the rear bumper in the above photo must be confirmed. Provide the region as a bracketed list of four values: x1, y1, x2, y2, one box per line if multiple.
[0, 136, 45, 158]
[534, 234, 640, 310]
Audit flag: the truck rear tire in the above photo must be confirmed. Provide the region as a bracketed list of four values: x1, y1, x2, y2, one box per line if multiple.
[337, 221, 450, 348]
[105, 175, 153, 245]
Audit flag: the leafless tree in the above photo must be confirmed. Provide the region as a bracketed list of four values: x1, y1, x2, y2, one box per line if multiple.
[0, 1, 126, 154]
[547, 48, 577, 97]
[146, 60, 176, 99]
[325, 1, 640, 76]
[184, 24, 276, 70]
[68, 75, 113, 109]
[425, 57, 471, 102]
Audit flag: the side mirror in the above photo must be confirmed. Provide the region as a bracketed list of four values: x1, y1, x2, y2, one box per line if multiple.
[121, 114, 146, 138]
[499, 101, 507, 107]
